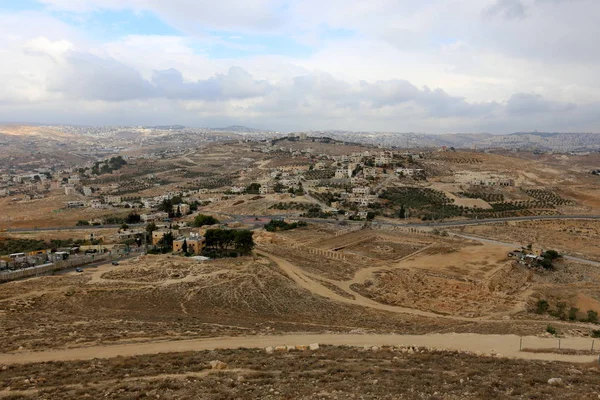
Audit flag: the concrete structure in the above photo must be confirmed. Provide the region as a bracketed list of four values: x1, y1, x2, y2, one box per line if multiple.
[173, 233, 205, 254]
[66, 201, 85, 208]
[64, 185, 76, 196]
[104, 195, 122, 204]
[172, 203, 190, 215]
[396, 168, 424, 176]
[152, 229, 176, 245]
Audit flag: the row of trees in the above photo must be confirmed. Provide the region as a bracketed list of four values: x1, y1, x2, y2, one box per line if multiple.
[264, 220, 307, 232]
[536, 299, 598, 323]
[204, 229, 254, 257]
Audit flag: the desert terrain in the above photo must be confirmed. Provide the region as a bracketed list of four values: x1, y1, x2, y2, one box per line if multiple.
[4, 129, 600, 397]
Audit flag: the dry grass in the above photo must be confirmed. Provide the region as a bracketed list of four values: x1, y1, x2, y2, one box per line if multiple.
[2, 346, 600, 399]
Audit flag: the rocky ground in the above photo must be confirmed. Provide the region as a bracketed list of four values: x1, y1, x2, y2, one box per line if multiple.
[2, 346, 600, 399]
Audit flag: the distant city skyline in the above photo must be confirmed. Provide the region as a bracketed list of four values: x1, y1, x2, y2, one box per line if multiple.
[1, 0, 599, 133]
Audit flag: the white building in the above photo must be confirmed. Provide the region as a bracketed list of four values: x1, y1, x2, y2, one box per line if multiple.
[104, 195, 122, 204]
[64, 185, 76, 196]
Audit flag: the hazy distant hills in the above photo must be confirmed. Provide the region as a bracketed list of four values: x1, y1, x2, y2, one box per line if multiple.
[309, 131, 600, 152]
[427, 132, 600, 151]
[212, 125, 275, 134]
[2, 123, 600, 152]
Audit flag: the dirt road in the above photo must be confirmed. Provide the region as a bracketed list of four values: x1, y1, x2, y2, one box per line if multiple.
[0, 333, 597, 365]
[255, 250, 455, 320]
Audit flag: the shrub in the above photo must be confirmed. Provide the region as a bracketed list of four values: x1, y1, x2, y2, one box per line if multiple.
[587, 310, 598, 323]
[535, 299, 549, 314]
[591, 330, 600, 338]
[546, 325, 557, 335]
[569, 307, 579, 321]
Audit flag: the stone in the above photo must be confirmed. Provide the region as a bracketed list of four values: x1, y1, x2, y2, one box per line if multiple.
[295, 345, 309, 351]
[275, 346, 288, 352]
[548, 378, 564, 386]
[209, 360, 228, 370]
[309, 343, 319, 350]
[265, 346, 274, 354]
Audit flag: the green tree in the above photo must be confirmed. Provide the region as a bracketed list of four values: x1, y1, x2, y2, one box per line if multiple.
[194, 214, 219, 227]
[159, 232, 174, 253]
[246, 183, 261, 194]
[587, 310, 598, 323]
[181, 239, 188, 254]
[535, 299, 549, 314]
[234, 230, 255, 255]
[398, 205, 406, 219]
[568, 307, 579, 321]
[125, 212, 141, 224]
[146, 222, 158, 234]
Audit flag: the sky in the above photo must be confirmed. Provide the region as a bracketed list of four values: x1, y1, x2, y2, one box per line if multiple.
[0, 0, 599, 133]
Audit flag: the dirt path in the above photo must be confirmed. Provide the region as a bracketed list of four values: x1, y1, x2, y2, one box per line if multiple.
[256, 250, 458, 320]
[0, 333, 597, 365]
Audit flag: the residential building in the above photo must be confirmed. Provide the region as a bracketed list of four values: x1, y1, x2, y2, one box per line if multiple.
[173, 233, 205, 255]
[141, 211, 169, 223]
[352, 187, 371, 196]
[82, 186, 93, 196]
[89, 199, 105, 209]
[172, 203, 190, 215]
[104, 195, 122, 204]
[259, 185, 274, 195]
[152, 229, 177, 245]
[64, 185, 76, 196]
[396, 168, 424, 176]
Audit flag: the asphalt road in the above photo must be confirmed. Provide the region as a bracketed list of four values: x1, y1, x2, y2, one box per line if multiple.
[53, 252, 142, 276]
[6, 214, 600, 233]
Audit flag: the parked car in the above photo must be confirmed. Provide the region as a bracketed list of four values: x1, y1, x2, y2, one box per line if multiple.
[75, 268, 83, 273]
[111, 261, 119, 266]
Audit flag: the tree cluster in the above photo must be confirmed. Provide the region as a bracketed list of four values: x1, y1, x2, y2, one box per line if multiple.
[193, 214, 220, 227]
[204, 229, 254, 257]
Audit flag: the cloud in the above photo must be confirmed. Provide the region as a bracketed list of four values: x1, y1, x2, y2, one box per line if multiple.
[151, 67, 272, 100]
[484, 0, 528, 20]
[506, 93, 576, 114]
[48, 52, 156, 101]
[38, 0, 285, 34]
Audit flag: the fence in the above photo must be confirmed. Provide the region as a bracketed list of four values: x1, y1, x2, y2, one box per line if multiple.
[519, 336, 600, 353]
[0, 254, 111, 283]
[335, 224, 364, 237]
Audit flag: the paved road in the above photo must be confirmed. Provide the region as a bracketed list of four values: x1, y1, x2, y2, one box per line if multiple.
[0, 333, 596, 365]
[404, 215, 600, 228]
[7, 214, 600, 233]
[6, 223, 144, 233]
[53, 252, 142, 276]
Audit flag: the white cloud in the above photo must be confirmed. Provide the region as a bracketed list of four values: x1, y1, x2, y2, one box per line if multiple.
[0, 2, 599, 133]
